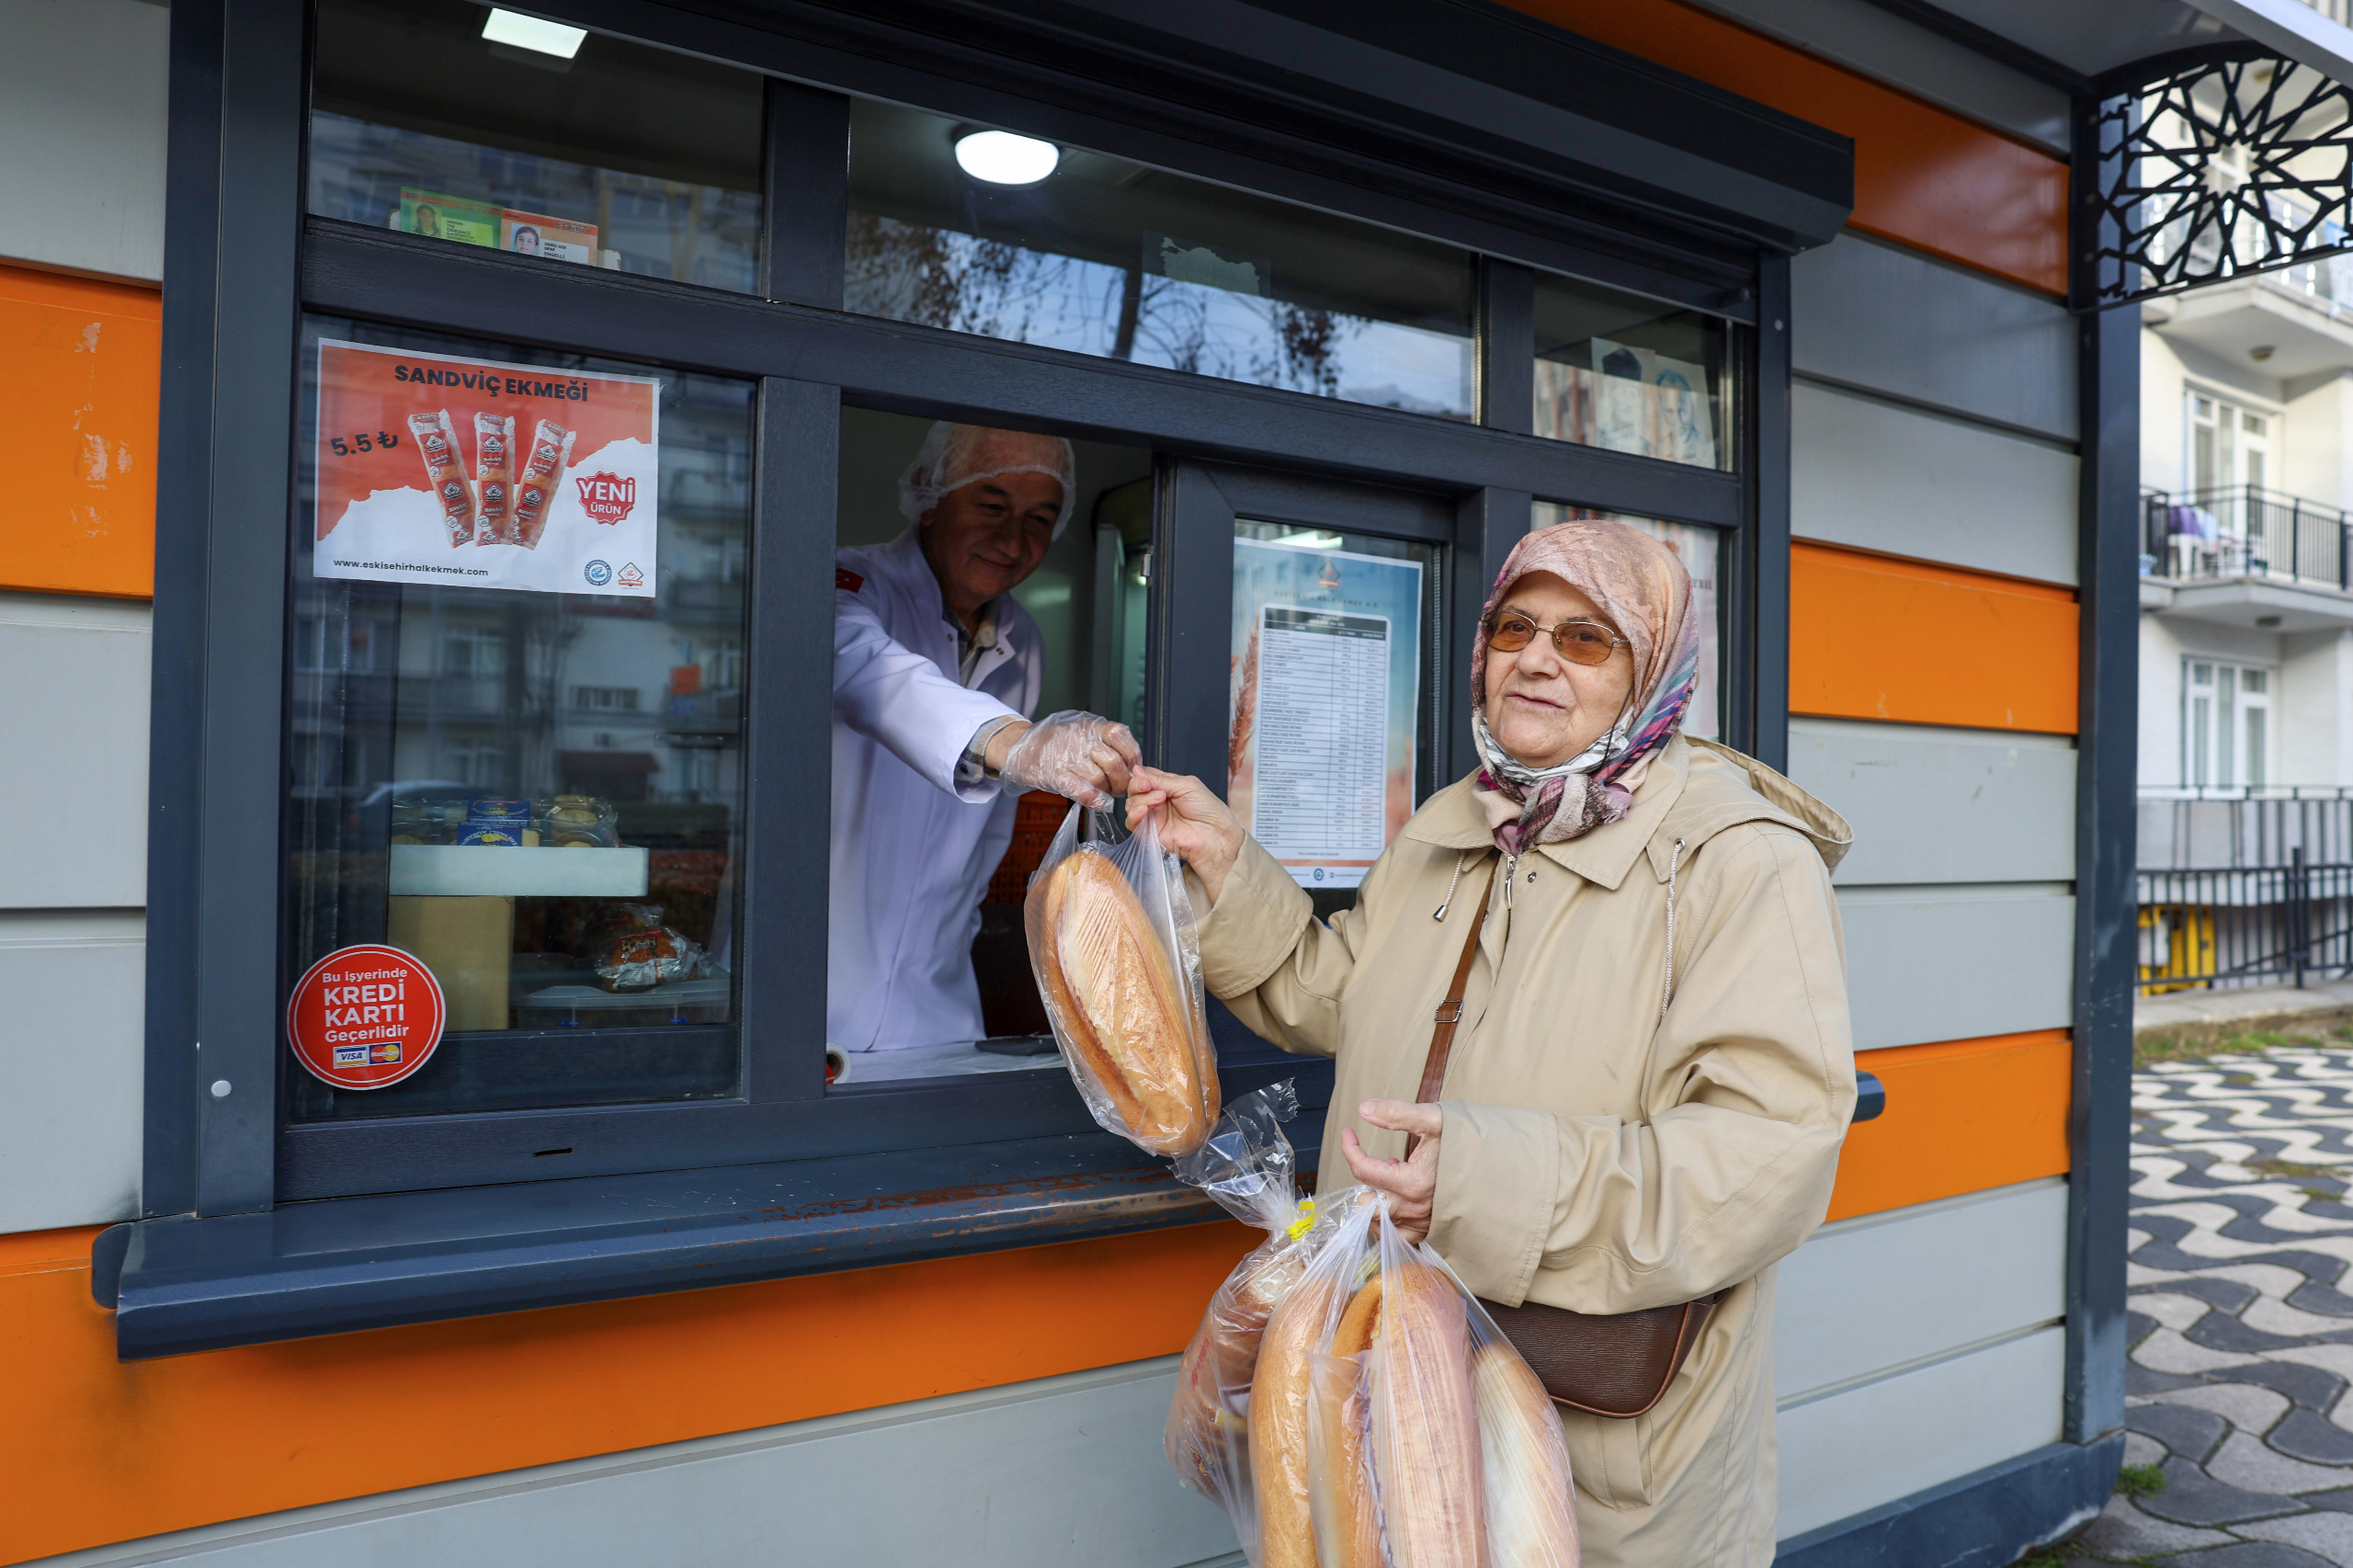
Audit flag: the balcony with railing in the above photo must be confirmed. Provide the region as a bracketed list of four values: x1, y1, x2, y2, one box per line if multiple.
[2142, 487, 2353, 628]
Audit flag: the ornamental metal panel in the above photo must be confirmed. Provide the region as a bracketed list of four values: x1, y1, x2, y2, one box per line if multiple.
[2086, 50, 2353, 308]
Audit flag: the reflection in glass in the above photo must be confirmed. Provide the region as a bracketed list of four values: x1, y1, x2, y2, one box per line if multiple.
[1533, 272, 1734, 470]
[309, 0, 763, 292]
[1533, 503, 1722, 740]
[847, 101, 1476, 417]
[287, 319, 754, 1120]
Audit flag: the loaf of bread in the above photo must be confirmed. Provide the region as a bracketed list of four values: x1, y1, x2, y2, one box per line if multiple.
[1029, 846, 1216, 1155]
[1324, 1264, 1487, 1568]
[1249, 1272, 1343, 1568]
[1168, 1238, 1310, 1501]
[1473, 1341, 1580, 1567]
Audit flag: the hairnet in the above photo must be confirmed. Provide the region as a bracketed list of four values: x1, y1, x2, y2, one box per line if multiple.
[897, 422, 1080, 538]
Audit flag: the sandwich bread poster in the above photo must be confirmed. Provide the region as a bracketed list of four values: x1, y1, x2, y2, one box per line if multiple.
[313, 340, 661, 597]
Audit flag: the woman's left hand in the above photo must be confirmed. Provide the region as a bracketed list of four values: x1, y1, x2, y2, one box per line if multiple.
[1339, 1098, 1442, 1244]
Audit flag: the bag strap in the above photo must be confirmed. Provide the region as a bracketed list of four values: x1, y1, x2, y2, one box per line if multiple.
[1404, 858, 1499, 1159]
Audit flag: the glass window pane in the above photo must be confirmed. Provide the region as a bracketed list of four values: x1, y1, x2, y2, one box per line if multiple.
[1229, 522, 1440, 921]
[846, 101, 1476, 418]
[1533, 271, 1733, 470]
[1532, 503, 1722, 739]
[310, 0, 764, 292]
[288, 317, 755, 1120]
[829, 409, 1153, 1078]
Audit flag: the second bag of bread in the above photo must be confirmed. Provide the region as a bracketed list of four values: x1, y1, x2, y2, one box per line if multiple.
[1024, 802, 1220, 1157]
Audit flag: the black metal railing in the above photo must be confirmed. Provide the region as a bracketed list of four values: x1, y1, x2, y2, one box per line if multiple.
[2138, 853, 2353, 994]
[2141, 788, 2353, 871]
[2143, 484, 2353, 589]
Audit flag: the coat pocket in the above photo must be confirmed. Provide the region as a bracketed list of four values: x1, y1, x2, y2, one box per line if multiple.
[1561, 1405, 1653, 1510]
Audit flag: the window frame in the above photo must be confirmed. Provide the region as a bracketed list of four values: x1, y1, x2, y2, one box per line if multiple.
[127, 0, 1818, 1354]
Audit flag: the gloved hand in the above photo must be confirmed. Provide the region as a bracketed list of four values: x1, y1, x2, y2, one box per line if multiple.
[994, 710, 1142, 810]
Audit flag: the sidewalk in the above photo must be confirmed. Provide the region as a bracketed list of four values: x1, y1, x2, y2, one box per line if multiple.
[2064, 1045, 2353, 1567]
[2137, 982, 2353, 1048]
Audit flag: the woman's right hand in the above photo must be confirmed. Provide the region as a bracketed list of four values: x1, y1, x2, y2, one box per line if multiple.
[1126, 767, 1245, 906]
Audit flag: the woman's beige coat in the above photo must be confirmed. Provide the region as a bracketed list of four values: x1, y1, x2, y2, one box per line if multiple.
[1195, 734, 1856, 1568]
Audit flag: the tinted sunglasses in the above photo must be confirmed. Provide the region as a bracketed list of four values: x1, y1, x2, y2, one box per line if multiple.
[1483, 610, 1627, 666]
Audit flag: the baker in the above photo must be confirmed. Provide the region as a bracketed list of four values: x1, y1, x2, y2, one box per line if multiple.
[831, 421, 1140, 1053]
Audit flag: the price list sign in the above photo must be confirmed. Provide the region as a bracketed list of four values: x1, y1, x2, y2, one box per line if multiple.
[1228, 536, 1423, 889]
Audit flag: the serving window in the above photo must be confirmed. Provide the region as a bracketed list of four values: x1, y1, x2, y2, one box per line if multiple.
[143, 0, 1779, 1248]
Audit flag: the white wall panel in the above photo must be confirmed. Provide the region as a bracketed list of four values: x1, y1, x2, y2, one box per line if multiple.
[1791, 233, 2075, 439]
[1791, 381, 2078, 585]
[1789, 719, 2075, 887]
[1776, 1179, 2066, 1403]
[0, 912, 143, 1234]
[36, 1358, 1242, 1568]
[0, 0, 168, 281]
[0, 594, 151, 911]
[1776, 1326, 2065, 1540]
[1836, 885, 2075, 1049]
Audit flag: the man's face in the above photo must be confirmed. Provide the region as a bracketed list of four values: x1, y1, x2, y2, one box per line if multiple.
[921, 468, 1062, 609]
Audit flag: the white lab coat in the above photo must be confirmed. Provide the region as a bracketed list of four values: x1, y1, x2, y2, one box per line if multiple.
[831, 529, 1043, 1051]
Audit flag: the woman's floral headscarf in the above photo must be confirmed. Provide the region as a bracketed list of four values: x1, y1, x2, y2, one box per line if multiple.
[1469, 519, 1699, 855]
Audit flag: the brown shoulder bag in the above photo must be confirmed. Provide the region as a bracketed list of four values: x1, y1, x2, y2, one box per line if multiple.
[1404, 860, 1715, 1420]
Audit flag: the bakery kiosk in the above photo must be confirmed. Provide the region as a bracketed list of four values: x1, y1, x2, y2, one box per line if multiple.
[5, 0, 2302, 1561]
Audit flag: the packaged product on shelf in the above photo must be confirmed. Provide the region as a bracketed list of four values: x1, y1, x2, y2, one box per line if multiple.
[455, 798, 536, 847]
[1023, 803, 1219, 1157]
[583, 903, 705, 992]
[542, 794, 618, 847]
[408, 408, 476, 548]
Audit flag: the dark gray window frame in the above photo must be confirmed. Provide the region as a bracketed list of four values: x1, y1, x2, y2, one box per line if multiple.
[119, 0, 1827, 1358]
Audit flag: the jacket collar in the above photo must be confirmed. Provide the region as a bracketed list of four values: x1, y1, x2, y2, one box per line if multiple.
[879, 528, 1023, 668]
[1400, 735, 1693, 892]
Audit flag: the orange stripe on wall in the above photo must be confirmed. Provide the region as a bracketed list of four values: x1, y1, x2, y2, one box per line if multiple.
[0, 1220, 1258, 1564]
[1, 262, 159, 600]
[1790, 540, 2079, 733]
[1829, 1030, 2074, 1221]
[1495, 0, 2068, 293]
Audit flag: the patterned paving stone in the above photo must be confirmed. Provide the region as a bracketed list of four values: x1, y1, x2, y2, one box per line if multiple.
[2088, 1048, 2353, 1567]
[2134, 1401, 2233, 1462]
[2240, 1511, 2353, 1567]
[2271, 1411, 2353, 1467]
[2140, 1456, 2310, 1526]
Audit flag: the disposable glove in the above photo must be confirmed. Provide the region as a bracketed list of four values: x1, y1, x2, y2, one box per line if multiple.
[995, 710, 1142, 810]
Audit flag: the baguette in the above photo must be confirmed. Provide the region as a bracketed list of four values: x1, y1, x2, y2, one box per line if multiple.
[1029, 846, 1212, 1155]
[1472, 1342, 1580, 1567]
[1365, 1263, 1488, 1568]
[1253, 1273, 1345, 1568]
[1313, 1278, 1386, 1568]
[1169, 1239, 1309, 1500]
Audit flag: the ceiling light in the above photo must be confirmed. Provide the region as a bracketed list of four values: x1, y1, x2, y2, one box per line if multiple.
[954, 130, 1060, 186]
[481, 8, 586, 59]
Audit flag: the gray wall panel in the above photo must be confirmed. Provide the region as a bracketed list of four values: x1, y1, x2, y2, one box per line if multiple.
[1837, 885, 2075, 1048]
[37, 1358, 1242, 1568]
[1791, 381, 2079, 585]
[0, 594, 150, 910]
[1790, 233, 2076, 440]
[0, 913, 143, 1234]
[1777, 1326, 2065, 1540]
[1775, 1179, 2067, 1402]
[1790, 719, 2076, 887]
[0, 0, 169, 281]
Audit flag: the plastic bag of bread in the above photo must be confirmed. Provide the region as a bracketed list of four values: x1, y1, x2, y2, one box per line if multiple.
[1249, 1191, 1580, 1568]
[1165, 1082, 1324, 1513]
[1024, 803, 1220, 1156]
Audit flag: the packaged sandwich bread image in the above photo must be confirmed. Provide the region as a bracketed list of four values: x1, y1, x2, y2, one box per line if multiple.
[1208, 1187, 1580, 1568]
[512, 417, 577, 550]
[1024, 803, 1220, 1157]
[408, 409, 475, 548]
[472, 411, 516, 544]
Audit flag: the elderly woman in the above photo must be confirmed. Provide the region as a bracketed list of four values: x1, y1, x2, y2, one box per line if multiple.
[1129, 519, 1854, 1566]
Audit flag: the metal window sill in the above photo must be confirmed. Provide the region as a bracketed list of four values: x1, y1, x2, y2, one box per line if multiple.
[99, 1125, 1322, 1361]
